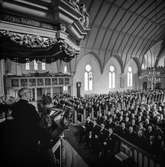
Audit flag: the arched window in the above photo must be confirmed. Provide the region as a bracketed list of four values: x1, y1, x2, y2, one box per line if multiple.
[34, 60, 38, 70]
[84, 64, 93, 91]
[109, 65, 115, 89]
[64, 65, 67, 73]
[42, 62, 46, 70]
[25, 62, 30, 70]
[127, 66, 133, 87]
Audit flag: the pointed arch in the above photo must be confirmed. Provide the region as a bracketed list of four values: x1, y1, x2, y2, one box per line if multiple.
[104, 55, 124, 73]
[132, 57, 141, 75]
[76, 52, 102, 74]
[125, 58, 139, 74]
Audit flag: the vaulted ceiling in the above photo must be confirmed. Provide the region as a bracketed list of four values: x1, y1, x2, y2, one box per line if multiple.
[80, 0, 165, 70]
[0, 0, 165, 71]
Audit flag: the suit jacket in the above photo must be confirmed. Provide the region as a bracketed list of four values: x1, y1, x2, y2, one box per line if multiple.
[11, 99, 43, 152]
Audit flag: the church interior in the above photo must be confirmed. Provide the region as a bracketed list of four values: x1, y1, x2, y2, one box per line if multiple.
[0, 0, 165, 167]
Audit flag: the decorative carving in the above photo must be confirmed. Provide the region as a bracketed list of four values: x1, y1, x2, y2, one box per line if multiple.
[79, 3, 89, 28]
[0, 30, 57, 48]
[0, 0, 89, 63]
[0, 30, 78, 62]
[66, 0, 89, 28]
[69, 0, 80, 11]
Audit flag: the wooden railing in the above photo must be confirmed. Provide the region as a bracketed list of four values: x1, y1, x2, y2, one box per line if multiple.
[115, 133, 161, 167]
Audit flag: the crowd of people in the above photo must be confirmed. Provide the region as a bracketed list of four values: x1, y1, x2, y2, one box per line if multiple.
[1, 88, 165, 166]
[56, 89, 165, 161]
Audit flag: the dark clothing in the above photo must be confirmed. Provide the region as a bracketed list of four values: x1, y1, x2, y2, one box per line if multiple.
[84, 121, 93, 146]
[105, 134, 115, 152]
[97, 116, 104, 125]
[12, 100, 41, 150]
[91, 125, 100, 152]
[98, 129, 107, 146]
[10, 99, 49, 167]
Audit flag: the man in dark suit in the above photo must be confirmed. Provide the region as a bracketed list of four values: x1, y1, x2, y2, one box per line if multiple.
[91, 119, 100, 152]
[98, 123, 107, 159]
[11, 88, 47, 167]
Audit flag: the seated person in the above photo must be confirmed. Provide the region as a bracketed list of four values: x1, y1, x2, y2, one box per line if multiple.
[91, 120, 100, 152]
[127, 126, 136, 142]
[116, 122, 127, 137]
[104, 128, 115, 155]
[97, 113, 104, 125]
[84, 116, 93, 146]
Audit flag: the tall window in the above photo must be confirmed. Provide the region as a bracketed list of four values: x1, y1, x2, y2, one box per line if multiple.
[34, 60, 38, 70]
[84, 64, 93, 91]
[25, 62, 30, 70]
[127, 66, 133, 87]
[109, 65, 115, 89]
[64, 65, 67, 73]
[42, 62, 46, 70]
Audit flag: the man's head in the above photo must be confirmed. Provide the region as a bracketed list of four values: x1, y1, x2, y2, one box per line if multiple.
[42, 95, 53, 108]
[108, 128, 113, 135]
[18, 88, 31, 101]
[129, 126, 133, 134]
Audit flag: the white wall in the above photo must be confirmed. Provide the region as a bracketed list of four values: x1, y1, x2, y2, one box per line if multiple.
[73, 54, 122, 96]
[73, 53, 101, 96]
[102, 56, 122, 92]
[157, 54, 165, 67]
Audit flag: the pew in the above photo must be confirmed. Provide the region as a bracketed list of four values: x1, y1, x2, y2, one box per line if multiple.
[74, 110, 162, 167]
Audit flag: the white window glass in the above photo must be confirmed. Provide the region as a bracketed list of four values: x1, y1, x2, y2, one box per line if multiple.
[42, 62, 46, 70]
[85, 64, 91, 72]
[63, 85, 68, 91]
[25, 62, 30, 70]
[112, 72, 115, 88]
[127, 66, 132, 87]
[89, 72, 93, 91]
[84, 64, 93, 91]
[34, 60, 38, 70]
[64, 65, 67, 73]
[109, 66, 115, 89]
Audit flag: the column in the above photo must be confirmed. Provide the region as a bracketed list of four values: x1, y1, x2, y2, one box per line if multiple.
[120, 73, 125, 90]
[35, 88, 37, 102]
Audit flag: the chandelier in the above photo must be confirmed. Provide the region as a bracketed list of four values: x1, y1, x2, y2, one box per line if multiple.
[147, 68, 160, 90]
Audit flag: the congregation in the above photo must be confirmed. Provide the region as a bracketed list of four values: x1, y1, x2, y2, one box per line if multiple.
[1, 89, 165, 166]
[52, 89, 165, 160]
